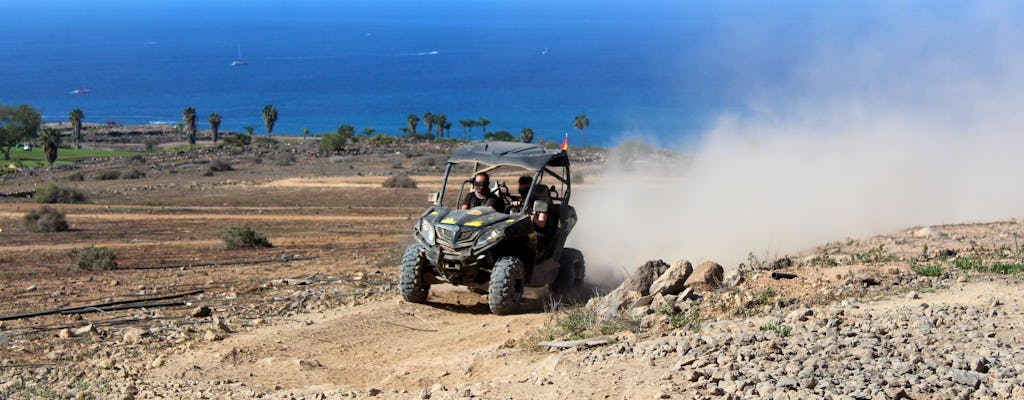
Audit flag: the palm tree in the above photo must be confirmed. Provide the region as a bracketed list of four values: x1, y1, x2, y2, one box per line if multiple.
[68, 108, 84, 149]
[423, 111, 434, 134]
[478, 117, 490, 135]
[301, 128, 310, 141]
[262, 104, 278, 139]
[406, 114, 420, 136]
[433, 113, 447, 139]
[182, 107, 197, 145]
[243, 125, 255, 136]
[337, 124, 355, 139]
[362, 127, 376, 137]
[573, 114, 590, 147]
[459, 119, 473, 139]
[443, 121, 452, 137]
[39, 127, 62, 167]
[208, 112, 222, 144]
[520, 128, 534, 143]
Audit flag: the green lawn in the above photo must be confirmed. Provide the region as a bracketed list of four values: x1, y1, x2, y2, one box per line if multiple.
[3, 147, 134, 167]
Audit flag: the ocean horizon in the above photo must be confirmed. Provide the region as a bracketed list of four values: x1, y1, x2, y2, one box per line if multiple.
[0, 0, 993, 149]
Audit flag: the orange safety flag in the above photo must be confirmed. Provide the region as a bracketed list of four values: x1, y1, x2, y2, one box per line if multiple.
[560, 133, 569, 150]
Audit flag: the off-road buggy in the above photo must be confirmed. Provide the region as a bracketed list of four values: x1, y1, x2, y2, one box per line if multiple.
[401, 141, 585, 315]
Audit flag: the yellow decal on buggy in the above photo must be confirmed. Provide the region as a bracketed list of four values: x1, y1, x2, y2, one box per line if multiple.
[506, 219, 515, 223]
[467, 209, 483, 215]
[528, 232, 537, 239]
[464, 220, 484, 227]
[429, 211, 438, 215]
[441, 217, 456, 224]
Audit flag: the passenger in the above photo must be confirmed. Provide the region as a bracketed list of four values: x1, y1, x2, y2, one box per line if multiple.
[461, 172, 505, 212]
[515, 175, 550, 230]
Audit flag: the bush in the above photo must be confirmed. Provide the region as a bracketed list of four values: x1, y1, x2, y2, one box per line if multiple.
[34, 184, 87, 204]
[209, 159, 233, 172]
[254, 137, 279, 146]
[64, 172, 85, 182]
[68, 246, 117, 271]
[911, 263, 944, 277]
[221, 133, 251, 147]
[143, 138, 160, 152]
[23, 206, 69, 232]
[94, 170, 121, 180]
[382, 174, 417, 188]
[121, 169, 145, 179]
[319, 133, 347, 154]
[365, 134, 399, 146]
[220, 224, 272, 249]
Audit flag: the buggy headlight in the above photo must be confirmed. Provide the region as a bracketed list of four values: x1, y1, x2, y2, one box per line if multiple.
[475, 228, 502, 246]
[420, 220, 435, 244]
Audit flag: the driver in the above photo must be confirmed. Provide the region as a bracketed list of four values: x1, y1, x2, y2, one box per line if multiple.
[461, 172, 505, 212]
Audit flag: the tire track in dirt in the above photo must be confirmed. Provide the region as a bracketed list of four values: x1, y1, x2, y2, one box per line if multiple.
[148, 286, 554, 394]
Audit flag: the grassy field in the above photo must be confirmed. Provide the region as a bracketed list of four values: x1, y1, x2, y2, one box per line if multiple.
[4, 147, 134, 167]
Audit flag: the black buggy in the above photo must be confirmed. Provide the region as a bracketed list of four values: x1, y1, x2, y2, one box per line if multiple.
[401, 141, 585, 315]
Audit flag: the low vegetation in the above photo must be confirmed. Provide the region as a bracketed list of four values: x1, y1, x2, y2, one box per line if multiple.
[23, 206, 69, 232]
[382, 174, 417, 188]
[34, 183, 87, 204]
[220, 224, 272, 249]
[67, 246, 117, 271]
[208, 158, 233, 172]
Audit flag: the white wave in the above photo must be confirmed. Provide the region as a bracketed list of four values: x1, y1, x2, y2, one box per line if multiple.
[147, 121, 175, 125]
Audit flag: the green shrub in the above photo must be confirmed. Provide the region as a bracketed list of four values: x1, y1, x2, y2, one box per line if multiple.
[759, 322, 792, 337]
[94, 170, 121, 180]
[23, 206, 69, 232]
[221, 133, 251, 147]
[319, 133, 347, 154]
[911, 263, 944, 277]
[365, 134, 399, 146]
[68, 246, 117, 271]
[668, 307, 702, 331]
[34, 184, 87, 204]
[220, 224, 272, 249]
[382, 174, 417, 188]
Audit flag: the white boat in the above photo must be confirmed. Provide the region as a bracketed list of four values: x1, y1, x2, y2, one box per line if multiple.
[231, 45, 248, 66]
[70, 88, 90, 94]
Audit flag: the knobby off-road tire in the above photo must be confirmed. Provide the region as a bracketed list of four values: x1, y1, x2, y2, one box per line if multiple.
[400, 244, 430, 303]
[488, 256, 525, 315]
[552, 248, 586, 294]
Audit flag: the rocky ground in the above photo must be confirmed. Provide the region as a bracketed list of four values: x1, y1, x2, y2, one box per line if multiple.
[1, 132, 1023, 399]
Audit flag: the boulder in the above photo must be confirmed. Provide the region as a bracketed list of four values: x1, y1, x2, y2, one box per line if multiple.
[684, 261, 724, 291]
[620, 260, 671, 295]
[649, 260, 693, 296]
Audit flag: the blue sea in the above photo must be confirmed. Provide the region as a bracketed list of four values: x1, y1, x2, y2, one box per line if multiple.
[0, 0, 981, 148]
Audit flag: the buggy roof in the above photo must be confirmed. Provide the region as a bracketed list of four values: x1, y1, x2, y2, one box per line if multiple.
[447, 141, 569, 171]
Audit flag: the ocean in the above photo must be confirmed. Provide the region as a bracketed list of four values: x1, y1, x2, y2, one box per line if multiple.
[0, 0, 973, 149]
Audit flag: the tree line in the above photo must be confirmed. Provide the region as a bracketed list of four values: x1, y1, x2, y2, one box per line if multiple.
[1, 102, 592, 165]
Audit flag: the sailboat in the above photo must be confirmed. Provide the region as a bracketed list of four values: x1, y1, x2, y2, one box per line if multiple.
[231, 45, 248, 66]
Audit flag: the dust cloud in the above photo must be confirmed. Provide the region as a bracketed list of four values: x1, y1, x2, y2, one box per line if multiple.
[569, 2, 1024, 279]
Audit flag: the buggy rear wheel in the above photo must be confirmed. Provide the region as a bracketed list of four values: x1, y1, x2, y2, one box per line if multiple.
[400, 244, 430, 303]
[552, 248, 585, 294]
[488, 256, 524, 315]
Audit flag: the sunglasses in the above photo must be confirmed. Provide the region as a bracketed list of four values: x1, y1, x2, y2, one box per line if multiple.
[473, 181, 489, 187]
